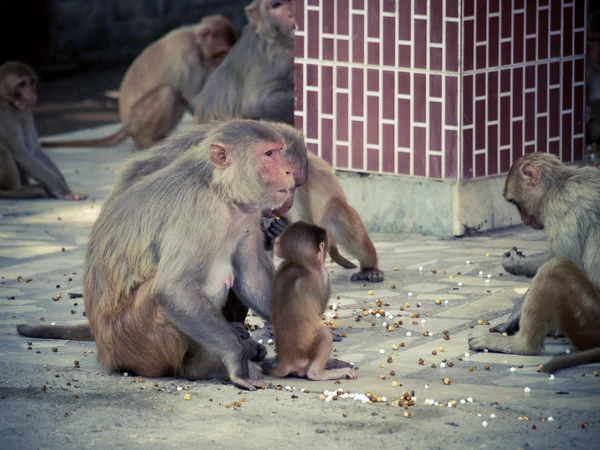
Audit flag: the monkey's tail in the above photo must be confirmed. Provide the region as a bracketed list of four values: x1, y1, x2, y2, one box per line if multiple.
[40, 125, 129, 148]
[541, 347, 600, 373]
[16, 324, 93, 341]
[328, 244, 358, 269]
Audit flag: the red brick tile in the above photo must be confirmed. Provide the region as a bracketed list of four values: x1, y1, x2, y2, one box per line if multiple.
[445, 76, 459, 126]
[500, 148, 511, 173]
[397, 151, 411, 175]
[575, 0, 585, 28]
[429, 155, 442, 179]
[430, 0, 443, 43]
[352, 68, 364, 116]
[367, 0, 380, 38]
[500, 96, 511, 146]
[321, 118, 333, 163]
[307, 10, 320, 59]
[445, 22, 459, 72]
[367, 96, 379, 145]
[526, 0, 536, 34]
[306, 91, 319, 139]
[475, 100, 486, 150]
[500, 69, 510, 93]
[398, 45, 411, 68]
[464, 0, 474, 17]
[294, 63, 304, 110]
[562, 60, 572, 111]
[561, 113, 572, 162]
[476, 73, 486, 97]
[574, 137, 583, 162]
[562, 6, 573, 57]
[550, 34, 561, 58]
[512, 68, 523, 118]
[383, 0, 396, 13]
[489, 16, 499, 67]
[383, 17, 396, 66]
[368, 42, 380, 65]
[367, 69, 379, 92]
[538, 9, 549, 59]
[464, 20, 474, 71]
[526, 38, 536, 62]
[323, 38, 334, 60]
[488, 71, 498, 122]
[488, 124, 498, 175]
[574, 31, 584, 57]
[353, 0, 364, 9]
[549, 140, 560, 157]
[367, 149, 380, 172]
[336, 145, 349, 169]
[476, 0, 487, 42]
[525, 65, 535, 89]
[351, 121, 364, 169]
[382, 71, 394, 119]
[501, 0, 512, 38]
[398, 1, 411, 40]
[463, 129, 473, 179]
[430, 48, 443, 71]
[475, 153, 486, 178]
[352, 14, 365, 63]
[337, 66, 349, 89]
[446, 0, 459, 18]
[537, 116, 547, 153]
[445, 129, 458, 179]
[382, 124, 395, 172]
[336, 93, 349, 140]
[549, 88, 560, 137]
[463, 75, 473, 126]
[398, 71, 411, 95]
[398, 99, 411, 147]
[306, 64, 318, 86]
[294, 115, 303, 131]
[296, 0, 305, 32]
[413, 74, 426, 123]
[476, 46, 487, 70]
[415, 0, 427, 15]
[337, 40, 349, 62]
[323, 0, 334, 33]
[337, 0, 350, 35]
[308, 0, 319, 6]
[513, 13, 524, 63]
[524, 144, 535, 154]
[574, 85, 584, 135]
[537, 63, 547, 113]
[549, 61, 560, 84]
[322, 66, 333, 114]
[525, 92, 535, 142]
[414, 127, 427, 177]
[430, 101, 442, 151]
[295, 35, 304, 58]
[414, 19, 427, 69]
[512, 120, 523, 161]
[489, 0, 499, 13]
[430, 74, 442, 98]
[501, 41, 511, 66]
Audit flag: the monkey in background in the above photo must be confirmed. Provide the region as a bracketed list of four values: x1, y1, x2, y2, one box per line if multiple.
[0, 61, 86, 200]
[587, 11, 600, 143]
[41, 15, 237, 150]
[469, 153, 600, 373]
[263, 221, 357, 381]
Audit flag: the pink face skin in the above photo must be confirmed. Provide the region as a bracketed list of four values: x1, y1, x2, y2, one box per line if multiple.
[268, 0, 296, 35]
[255, 142, 295, 207]
[262, 164, 304, 218]
[5, 75, 37, 109]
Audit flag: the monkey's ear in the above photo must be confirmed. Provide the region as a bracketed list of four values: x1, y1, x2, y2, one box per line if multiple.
[317, 242, 326, 265]
[245, 0, 261, 26]
[209, 144, 232, 169]
[519, 163, 541, 187]
[196, 25, 214, 42]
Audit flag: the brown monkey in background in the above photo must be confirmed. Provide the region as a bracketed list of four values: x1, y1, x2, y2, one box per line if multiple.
[0, 61, 86, 200]
[18, 119, 294, 390]
[41, 15, 237, 150]
[468, 153, 600, 373]
[193, 0, 383, 282]
[263, 221, 357, 381]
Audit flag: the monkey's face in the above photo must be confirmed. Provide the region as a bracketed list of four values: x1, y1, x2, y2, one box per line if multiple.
[589, 32, 600, 65]
[268, 0, 296, 36]
[256, 142, 295, 210]
[2, 75, 37, 109]
[504, 187, 544, 230]
[262, 152, 306, 218]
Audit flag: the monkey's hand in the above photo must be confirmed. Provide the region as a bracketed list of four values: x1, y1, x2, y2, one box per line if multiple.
[228, 322, 268, 362]
[351, 267, 384, 283]
[502, 247, 527, 275]
[263, 216, 289, 251]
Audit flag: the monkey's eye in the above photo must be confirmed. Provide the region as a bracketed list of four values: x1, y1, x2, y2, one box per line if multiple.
[17, 80, 26, 89]
[265, 150, 274, 156]
[272, 1, 282, 8]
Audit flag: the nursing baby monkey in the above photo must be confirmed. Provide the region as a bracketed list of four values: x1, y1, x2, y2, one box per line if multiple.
[264, 221, 356, 381]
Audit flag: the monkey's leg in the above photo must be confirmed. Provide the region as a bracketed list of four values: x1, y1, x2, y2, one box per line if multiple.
[502, 248, 550, 278]
[492, 296, 524, 334]
[222, 290, 249, 323]
[0, 145, 48, 199]
[321, 197, 384, 282]
[328, 241, 358, 269]
[306, 328, 357, 381]
[128, 84, 187, 149]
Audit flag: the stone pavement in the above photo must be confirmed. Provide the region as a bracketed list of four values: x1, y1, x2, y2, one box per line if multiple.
[0, 122, 599, 449]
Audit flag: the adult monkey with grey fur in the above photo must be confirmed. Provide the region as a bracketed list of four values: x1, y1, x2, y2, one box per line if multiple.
[193, 0, 384, 282]
[468, 153, 600, 373]
[41, 15, 236, 150]
[18, 119, 295, 390]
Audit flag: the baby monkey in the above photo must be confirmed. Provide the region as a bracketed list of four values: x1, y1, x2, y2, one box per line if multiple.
[264, 221, 357, 381]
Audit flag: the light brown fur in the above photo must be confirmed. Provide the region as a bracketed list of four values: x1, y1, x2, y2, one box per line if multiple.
[264, 221, 356, 381]
[469, 153, 600, 373]
[18, 119, 294, 390]
[41, 15, 237, 150]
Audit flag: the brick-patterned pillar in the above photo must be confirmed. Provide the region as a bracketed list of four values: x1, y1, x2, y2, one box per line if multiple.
[293, 0, 586, 235]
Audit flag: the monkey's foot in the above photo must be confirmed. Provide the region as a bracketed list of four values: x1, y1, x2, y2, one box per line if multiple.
[351, 267, 384, 283]
[230, 377, 266, 391]
[492, 320, 519, 335]
[468, 332, 525, 354]
[325, 359, 353, 370]
[502, 247, 527, 276]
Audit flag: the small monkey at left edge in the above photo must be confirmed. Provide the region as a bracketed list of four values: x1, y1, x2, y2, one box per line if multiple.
[263, 221, 357, 381]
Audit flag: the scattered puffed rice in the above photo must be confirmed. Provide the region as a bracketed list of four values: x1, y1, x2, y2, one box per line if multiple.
[485, 279, 490, 284]
[548, 374, 555, 380]
[392, 344, 399, 350]
[376, 313, 381, 318]
[440, 362, 446, 368]
[258, 339, 263, 344]
[444, 300, 449, 304]
[435, 299, 442, 305]
[368, 290, 374, 295]
[484, 349, 489, 353]
[479, 271, 484, 275]
[51, 322, 56, 326]
[464, 352, 470, 358]
[547, 417, 554, 422]
[421, 319, 426, 324]
[123, 372, 129, 377]
[184, 393, 192, 401]
[487, 274, 492, 278]
[467, 397, 473, 402]
[408, 292, 413, 297]
[460, 399, 466, 404]
[379, 349, 385, 354]
[267, 339, 274, 345]
[406, 332, 412, 337]
[482, 421, 488, 427]
[510, 367, 517, 372]
[457, 282, 463, 287]
[524, 387, 531, 393]
[566, 349, 571, 354]
[332, 303, 338, 310]
[466, 260, 471, 264]
[490, 414, 496, 418]
[177, 386, 183, 391]
[424, 384, 430, 389]
[418, 266, 423, 271]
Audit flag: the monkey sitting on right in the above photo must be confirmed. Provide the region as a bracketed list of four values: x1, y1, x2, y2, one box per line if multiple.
[263, 221, 357, 381]
[469, 152, 600, 373]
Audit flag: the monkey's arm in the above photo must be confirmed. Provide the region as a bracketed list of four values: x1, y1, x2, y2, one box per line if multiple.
[245, 88, 295, 126]
[232, 229, 274, 322]
[502, 248, 551, 278]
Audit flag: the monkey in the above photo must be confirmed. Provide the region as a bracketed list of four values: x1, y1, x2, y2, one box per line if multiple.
[468, 152, 600, 372]
[586, 11, 600, 143]
[191, 0, 384, 282]
[0, 61, 86, 200]
[17, 119, 295, 390]
[40, 15, 237, 150]
[262, 221, 357, 381]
